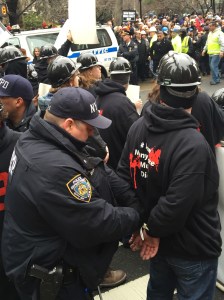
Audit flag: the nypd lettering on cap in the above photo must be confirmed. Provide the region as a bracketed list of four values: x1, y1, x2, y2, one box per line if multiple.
[66, 174, 92, 202]
[0, 78, 9, 89]
[90, 102, 97, 114]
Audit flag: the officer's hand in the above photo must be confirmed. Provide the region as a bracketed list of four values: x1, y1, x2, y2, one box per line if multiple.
[201, 50, 206, 56]
[140, 230, 160, 260]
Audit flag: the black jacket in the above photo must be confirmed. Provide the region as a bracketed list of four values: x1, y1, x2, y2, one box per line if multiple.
[150, 38, 173, 62]
[6, 102, 36, 132]
[2, 113, 140, 294]
[0, 124, 20, 299]
[118, 103, 221, 260]
[117, 40, 139, 65]
[192, 92, 224, 153]
[5, 59, 27, 78]
[133, 38, 148, 64]
[0, 124, 20, 236]
[95, 79, 139, 170]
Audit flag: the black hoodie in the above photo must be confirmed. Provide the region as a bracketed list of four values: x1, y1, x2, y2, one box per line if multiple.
[96, 78, 139, 170]
[118, 103, 221, 259]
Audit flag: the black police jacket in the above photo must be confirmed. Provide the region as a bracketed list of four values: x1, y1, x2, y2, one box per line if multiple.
[0, 124, 20, 237]
[117, 40, 139, 65]
[118, 103, 221, 260]
[2, 113, 141, 290]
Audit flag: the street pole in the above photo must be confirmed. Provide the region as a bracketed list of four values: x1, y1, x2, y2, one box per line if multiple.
[139, 0, 142, 19]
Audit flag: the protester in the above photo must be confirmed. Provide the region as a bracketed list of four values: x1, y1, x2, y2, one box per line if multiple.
[117, 52, 221, 300]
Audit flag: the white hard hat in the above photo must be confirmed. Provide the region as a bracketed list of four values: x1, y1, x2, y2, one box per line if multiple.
[149, 26, 157, 32]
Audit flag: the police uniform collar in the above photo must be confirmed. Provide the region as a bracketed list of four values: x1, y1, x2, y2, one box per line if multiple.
[49, 122, 87, 150]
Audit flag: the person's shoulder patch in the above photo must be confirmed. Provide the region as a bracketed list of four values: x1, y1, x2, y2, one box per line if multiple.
[66, 174, 92, 203]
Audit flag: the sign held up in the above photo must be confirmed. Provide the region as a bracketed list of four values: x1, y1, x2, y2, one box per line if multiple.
[122, 10, 136, 22]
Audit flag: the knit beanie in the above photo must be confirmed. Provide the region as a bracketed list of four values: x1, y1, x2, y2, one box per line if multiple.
[160, 85, 198, 109]
[110, 74, 130, 85]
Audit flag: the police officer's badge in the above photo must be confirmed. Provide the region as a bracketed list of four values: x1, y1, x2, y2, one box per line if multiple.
[66, 174, 92, 202]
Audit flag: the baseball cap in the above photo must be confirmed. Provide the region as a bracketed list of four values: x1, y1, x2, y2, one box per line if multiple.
[0, 75, 34, 102]
[121, 30, 131, 36]
[47, 87, 112, 129]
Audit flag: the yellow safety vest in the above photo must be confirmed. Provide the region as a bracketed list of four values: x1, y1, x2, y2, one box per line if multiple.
[207, 29, 222, 55]
[171, 35, 182, 53]
[150, 34, 157, 48]
[182, 36, 189, 53]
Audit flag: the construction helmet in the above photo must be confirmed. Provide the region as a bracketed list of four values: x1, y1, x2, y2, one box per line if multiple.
[0, 45, 26, 65]
[39, 45, 58, 59]
[47, 56, 81, 88]
[77, 53, 102, 70]
[212, 88, 224, 110]
[109, 57, 132, 74]
[157, 51, 201, 87]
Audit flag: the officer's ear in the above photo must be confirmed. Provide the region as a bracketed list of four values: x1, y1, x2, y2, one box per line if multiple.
[15, 97, 25, 107]
[61, 118, 76, 134]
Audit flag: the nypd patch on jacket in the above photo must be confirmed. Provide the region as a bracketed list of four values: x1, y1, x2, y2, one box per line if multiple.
[2, 113, 140, 291]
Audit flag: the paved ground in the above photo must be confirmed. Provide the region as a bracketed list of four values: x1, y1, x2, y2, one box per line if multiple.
[94, 75, 224, 300]
[94, 245, 224, 300]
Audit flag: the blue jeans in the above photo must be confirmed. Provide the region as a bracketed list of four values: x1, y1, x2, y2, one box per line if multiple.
[147, 254, 218, 300]
[209, 55, 221, 83]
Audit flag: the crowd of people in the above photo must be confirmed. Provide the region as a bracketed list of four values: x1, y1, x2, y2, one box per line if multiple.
[112, 12, 224, 85]
[0, 11, 224, 300]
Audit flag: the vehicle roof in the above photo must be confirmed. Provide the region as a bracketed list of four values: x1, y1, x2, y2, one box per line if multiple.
[10, 28, 61, 36]
[9, 25, 110, 37]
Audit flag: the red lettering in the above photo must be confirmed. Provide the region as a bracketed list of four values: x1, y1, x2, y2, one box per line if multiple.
[129, 153, 141, 189]
[0, 172, 8, 197]
[148, 148, 161, 171]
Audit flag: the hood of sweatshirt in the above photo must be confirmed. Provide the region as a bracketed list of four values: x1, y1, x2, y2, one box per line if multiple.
[144, 103, 199, 133]
[95, 78, 126, 96]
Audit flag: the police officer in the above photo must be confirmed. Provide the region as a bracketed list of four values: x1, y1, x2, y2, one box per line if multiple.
[39, 55, 108, 162]
[117, 52, 221, 300]
[0, 103, 21, 300]
[0, 75, 35, 132]
[117, 30, 139, 85]
[2, 87, 142, 300]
